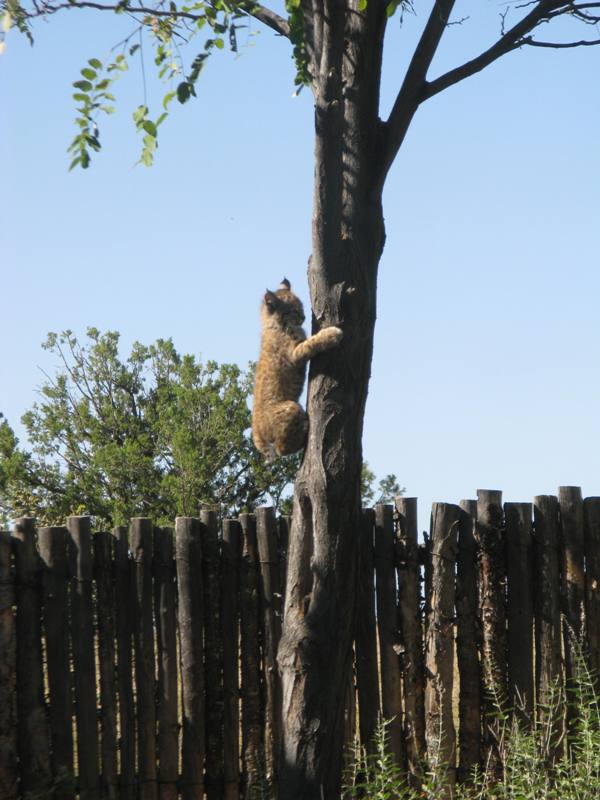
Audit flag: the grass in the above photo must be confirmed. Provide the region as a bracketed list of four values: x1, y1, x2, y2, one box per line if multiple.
[342, 652, 600, 800]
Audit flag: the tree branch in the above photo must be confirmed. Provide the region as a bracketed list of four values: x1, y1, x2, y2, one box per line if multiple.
[28, 0, 291, 38]
[420, 1, 576, 102]
[523, 36, 600, 45]
[379, 0, 457, 181]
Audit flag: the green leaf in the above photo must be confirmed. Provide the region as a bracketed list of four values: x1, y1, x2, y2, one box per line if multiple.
[214, 37, 225, 49]
[95, 79, 110, 91]
[73, 80, 93, 92]
[142, 120, 157, 137]
[68, 156, 82, 171]
[129, 43, 140, 56]
[163, 90, 176, 110]
[176, 82, 191, 104]
[358, 0, 367, 10]
[81, 67, 97, 81]
[88, 58, 102, 70]
[386, 0, 399, 17]
[156, 112, 168, 127]
[72, 93, 90, 103]
[132, 104, 149, 124]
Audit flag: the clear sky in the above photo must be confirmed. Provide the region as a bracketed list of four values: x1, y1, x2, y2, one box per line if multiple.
[2, 2, 599, 531]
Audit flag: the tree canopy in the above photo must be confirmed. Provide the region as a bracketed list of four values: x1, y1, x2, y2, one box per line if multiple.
[0, 329, 299, 525]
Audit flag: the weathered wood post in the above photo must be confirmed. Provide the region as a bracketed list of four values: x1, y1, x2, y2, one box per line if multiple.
[395, 496, 425, 778]
[39, 526, 74, 800]
[256, 506, 283, 790]
[584, 497, 600, 678]
[175, 517, 205, 800]
[476, 489, 506, 772]
[0, 529, 17, 800]
[131, 518, 157, 800]
[558, 487, 585, 740]
[456, 500, 481, 783]
[112, 525, 135, 800]
[153, 527, 179, 800]
[355, 508, 379, 753]
[239, 513, 263, 795]
[200, 509, 224, 800]
[505, 503, 534, 719]
[93, 531, 118, 800]
[222, 519, 242, 800]
[67, 516, 99, 800]
[533, 495, 562, 754]
[425, 503, 460, 792]
[374, 503, 404, 771]
[13, 518, 52, 798]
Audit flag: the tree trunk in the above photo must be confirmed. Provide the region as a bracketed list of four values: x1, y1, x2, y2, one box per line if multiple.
[278, 8, 387, 796]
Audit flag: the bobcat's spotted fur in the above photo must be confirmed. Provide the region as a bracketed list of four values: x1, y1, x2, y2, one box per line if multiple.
[252, 279, 343, 458]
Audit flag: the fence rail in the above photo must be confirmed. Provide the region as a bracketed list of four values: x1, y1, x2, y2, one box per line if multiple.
[0, 487, 598, 798]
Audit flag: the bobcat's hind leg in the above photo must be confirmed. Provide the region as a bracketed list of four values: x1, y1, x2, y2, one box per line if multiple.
[271, 401, 308, 456]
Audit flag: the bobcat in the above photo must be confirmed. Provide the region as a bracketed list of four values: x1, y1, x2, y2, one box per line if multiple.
[252, 278, 343, 459]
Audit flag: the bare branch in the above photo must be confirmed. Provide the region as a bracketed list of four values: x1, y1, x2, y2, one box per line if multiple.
[379, 0, 457, 181]
[26, 0, 291, 38]
[420, 1, 573, 102]
[522, 35, 600, 45]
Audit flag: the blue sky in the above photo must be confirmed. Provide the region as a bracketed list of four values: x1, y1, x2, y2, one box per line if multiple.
[2, 2, 599, 527]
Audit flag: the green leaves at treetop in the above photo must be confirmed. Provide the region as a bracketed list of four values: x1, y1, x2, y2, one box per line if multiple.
[63, 1, 250, 170]
[67, 55, 124, 171]
[0, 329, 299, 527]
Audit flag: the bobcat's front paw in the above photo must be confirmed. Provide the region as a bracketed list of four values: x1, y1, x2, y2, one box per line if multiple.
[322, 326, 343, 346]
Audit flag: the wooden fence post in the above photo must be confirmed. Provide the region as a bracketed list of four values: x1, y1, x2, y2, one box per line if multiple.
[131, 518, 157, 800]
[256, 506, 283, 790]
[456, 500, 481, 783]
[93, 531, 118, 800]
[355, 508, 379, 753]
[533, 495, 562, 752]
[584, 498, 600, 678]
[505, 503, 534, 719]
[558, 487, 585, 740]
[200, 509, 224, 800]
[112, 526, 135, 800]
[476, 489, 506, 772]
[153, 527, 179, 800]
[0, 530, 17, 800]
[39, 526, 74, 800]
[239, 513, 263, 795]
[278, 515, 290, 607]
[374, 504, 404, 771]
[175, 517, 205, 800]
[67, 516, 99, 800]
[425, 503, 460, 791]
[395, 496, 426, 778]
[222, 519, 242, 800]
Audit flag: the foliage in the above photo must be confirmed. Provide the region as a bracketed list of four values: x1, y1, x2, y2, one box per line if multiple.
[361, 461, 404, 506]
[343, 648, 600, 800]
[0, 329, 298, 526]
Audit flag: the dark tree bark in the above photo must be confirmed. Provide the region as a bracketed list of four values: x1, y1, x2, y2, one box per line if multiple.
[278, 7, 388, 798]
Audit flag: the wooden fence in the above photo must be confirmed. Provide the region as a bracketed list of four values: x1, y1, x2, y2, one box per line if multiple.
[1, 487, 599, 798]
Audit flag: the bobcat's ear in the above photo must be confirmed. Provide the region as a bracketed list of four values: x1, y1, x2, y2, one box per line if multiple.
[264, 290, 279, 312]
[279, 277, 291, 290]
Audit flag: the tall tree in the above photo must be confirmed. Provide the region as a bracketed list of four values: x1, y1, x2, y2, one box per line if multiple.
[3, 1, 600, 796]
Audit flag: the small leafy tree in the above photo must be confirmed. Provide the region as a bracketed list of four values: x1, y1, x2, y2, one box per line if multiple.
[0, 328, 298, 526]
[361, 462, 405, 506]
